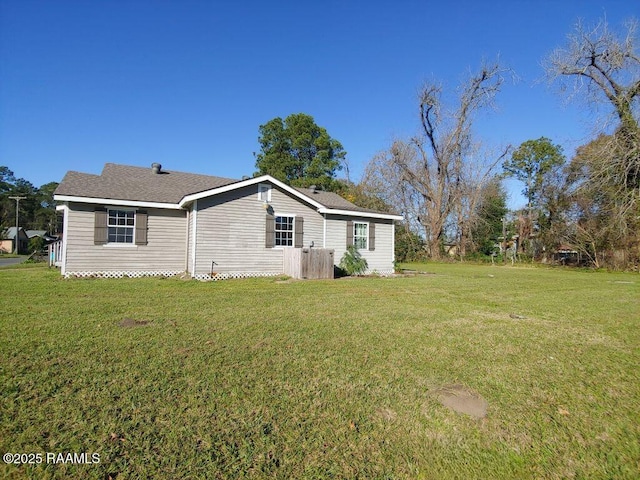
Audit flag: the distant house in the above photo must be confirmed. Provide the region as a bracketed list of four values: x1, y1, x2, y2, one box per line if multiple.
[1, 227, 29, 254]
[26, 230, 46, 240]
[53, 163, 402, 279]
[552, 245, 581, 265]
[26, 230, 58, 244]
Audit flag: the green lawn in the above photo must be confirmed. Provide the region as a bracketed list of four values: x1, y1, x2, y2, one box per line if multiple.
[1, 263, 638, 479]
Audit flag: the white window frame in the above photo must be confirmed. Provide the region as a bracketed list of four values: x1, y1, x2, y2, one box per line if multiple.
[107, 208, 136, 245]
[258, 183, 272, 202]
[274, 214, 295, 248]
[353, 221, 369, 250]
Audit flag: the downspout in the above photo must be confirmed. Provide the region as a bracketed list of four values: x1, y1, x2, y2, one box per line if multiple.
[322, 212, 327, 248]
[191, 200, 198, 277]
[391, 220, 396, 268]
[184, 208, 190, 274]
[56, 204, 69, 276]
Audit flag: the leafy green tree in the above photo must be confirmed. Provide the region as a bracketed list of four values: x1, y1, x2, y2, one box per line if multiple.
[503, 137, 565, 215]
[33, 181, 59, 231]
[0, 166, 15, 192]
[471, 180, 508, 256]
[0, 167, 16, 231]
[503, 138, 565, 256]
[255, 113, 346, 191]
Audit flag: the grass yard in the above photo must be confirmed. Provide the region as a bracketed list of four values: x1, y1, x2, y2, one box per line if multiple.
[1, 263, 638, 479]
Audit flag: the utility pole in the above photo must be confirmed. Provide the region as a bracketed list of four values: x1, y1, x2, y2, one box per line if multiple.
[8, 196, 26, 254]
[502, 216, 507, 265]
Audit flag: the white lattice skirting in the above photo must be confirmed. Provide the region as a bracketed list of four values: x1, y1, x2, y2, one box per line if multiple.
[65, 271, 184, 279]
[64, 270, 394, 280]
[193, 271, 282, 281]
[368, 270, 395, 276]
[64, 270, 282, 281]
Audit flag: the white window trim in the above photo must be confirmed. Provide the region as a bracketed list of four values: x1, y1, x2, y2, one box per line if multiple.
[258, 183, 272, 202]
[273, 213, 296, 249]
[106, 207, 137, 246]
[354, 221, 369, 250]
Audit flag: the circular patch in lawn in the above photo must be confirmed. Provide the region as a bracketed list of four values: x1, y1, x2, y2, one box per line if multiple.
[433, 384, 488, 419]
[119, 318, 150, 328]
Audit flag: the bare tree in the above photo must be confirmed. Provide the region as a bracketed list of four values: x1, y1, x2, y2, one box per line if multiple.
[545, 17, 640, 190]
[563, 134, 640, 267]
[364, 63, 510, 259]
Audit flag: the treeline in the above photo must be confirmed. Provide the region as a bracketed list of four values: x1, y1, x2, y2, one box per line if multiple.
[255, 17, 639, 270]
[0, 166, 59, 234]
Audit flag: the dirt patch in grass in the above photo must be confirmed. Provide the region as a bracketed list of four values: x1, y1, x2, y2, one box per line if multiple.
[119, 318, 150, 328]
[433, 384, 488, 419]
[375, 407, 398, 422]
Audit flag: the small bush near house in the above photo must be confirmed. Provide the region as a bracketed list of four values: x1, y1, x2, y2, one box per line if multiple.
[339, 244, 368, 275]
[28, 236, 45, 254]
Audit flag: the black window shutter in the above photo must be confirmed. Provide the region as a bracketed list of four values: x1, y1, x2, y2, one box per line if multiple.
[265, 214, 275, 248]
[135, 211, 148, 245]
[294, 217, 304, 248]
[346, 220, 353, 247]
[94, 208, 108, 245]
[368, 222, 376, 251]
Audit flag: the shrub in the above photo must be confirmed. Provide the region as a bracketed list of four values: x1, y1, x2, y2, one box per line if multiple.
[339, 245, 368, 276]
[28, 236, 45, 253]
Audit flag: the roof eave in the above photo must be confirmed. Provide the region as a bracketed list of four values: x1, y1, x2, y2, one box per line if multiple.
[318, 208, 403, 221]
[53, 195, 182, 210]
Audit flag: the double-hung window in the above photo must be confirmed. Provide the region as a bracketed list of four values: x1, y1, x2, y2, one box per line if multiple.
[353, 222, 368, 249]
[94, 208, 147, 246]
[266, 214, 303, 248]
[107, 209, 135, 244]
[275, 216, 294, 247]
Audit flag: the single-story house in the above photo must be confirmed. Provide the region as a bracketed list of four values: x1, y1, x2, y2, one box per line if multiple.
[1, 227, 29, 254]
[53, 163, 402, 279]
[26, 230, 59, 243]
[26, 230, 45, 240]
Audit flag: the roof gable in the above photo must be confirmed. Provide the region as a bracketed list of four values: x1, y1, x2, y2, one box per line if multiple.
[2, 227, 27, 240]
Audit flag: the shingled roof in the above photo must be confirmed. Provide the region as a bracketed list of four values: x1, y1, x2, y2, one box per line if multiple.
[55, 163, 399, 217]
[291, 186, 390, 215]
[55, 164, 238, 204]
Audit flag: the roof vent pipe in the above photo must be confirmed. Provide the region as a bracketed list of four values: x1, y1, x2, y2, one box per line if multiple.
[151, 163, 162, 174]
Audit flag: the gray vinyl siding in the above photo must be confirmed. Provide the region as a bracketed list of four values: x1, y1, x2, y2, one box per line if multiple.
[192, 183, 324, 276]
[325, 214, 395, 273]
[64, 203, 187, 272]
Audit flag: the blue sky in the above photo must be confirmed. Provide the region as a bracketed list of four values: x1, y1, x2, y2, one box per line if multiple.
[0, 0, 636, 208]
